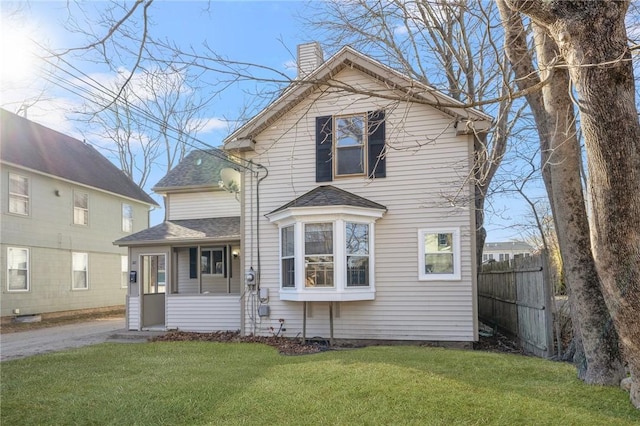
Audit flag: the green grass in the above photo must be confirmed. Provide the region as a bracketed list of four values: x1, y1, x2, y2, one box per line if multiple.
[1, 343, 638, 425]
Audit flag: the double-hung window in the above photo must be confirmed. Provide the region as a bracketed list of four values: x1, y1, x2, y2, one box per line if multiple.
[346, 222, 369, 287]
[74, 191, 88, 225]
[122, 203, 133, 232]
[418, 228, 461, 281]
[8, 173, 29, 215]
[72, 252, 89, 289]
[304, 223, 334, 287]
[335, 115, 366, 176]
[281, 226, 295, 288]
[7, 247, 29, 291]
[121, 255, 128, 288]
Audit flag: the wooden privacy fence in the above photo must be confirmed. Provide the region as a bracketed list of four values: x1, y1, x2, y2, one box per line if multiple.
[478, 253, 555, 358]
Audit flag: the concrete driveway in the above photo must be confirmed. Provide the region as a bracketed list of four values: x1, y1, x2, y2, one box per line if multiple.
[1, 317, 127, 362]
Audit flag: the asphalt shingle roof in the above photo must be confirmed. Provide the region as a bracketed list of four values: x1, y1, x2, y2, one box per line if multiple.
[153, 148, 237, 190]
[0, 109, 157, 206]
[114, 217, 241, 245]
[268, 185, 387, 215]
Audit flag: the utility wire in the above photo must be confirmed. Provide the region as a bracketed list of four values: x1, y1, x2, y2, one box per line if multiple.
[34, 47, 257, 172]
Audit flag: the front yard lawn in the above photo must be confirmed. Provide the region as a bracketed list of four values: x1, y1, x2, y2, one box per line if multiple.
[1, 342, 638, 425]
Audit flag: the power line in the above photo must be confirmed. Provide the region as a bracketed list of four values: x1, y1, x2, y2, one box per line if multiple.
[34, 47, 256, 173]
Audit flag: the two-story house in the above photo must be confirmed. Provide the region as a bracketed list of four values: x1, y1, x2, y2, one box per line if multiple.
[1, 109, 158, 320]
[118, 43, 492, 344]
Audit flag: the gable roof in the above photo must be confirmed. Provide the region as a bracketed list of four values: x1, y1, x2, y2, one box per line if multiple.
[224, 45, 493, 148]
[153, 148, 236, 192]
[0, 109, 157, 206]
[268, 185, 387, 216]
[114, 216, 241, 246]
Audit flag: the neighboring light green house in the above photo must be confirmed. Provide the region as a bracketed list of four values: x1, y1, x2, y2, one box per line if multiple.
[117, 42, 493, 346]
[0, 108, 158, 320]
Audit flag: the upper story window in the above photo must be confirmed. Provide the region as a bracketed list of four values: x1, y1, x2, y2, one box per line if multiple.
[418, 228, 461, 281]
[122, 203, 133, 232]
[7, 247, 29, 291]
[8, 173, 29, 215]
[74, 191, 88, 225]
[335, 115, 366, 176]
[316, 110, 386, 182]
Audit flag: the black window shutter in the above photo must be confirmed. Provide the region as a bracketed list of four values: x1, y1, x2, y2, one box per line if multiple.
[222, 247, 228, 278]
[316, 115, 333, 182]
[189, 247, 198, 279]
[368, 110, 386, 178]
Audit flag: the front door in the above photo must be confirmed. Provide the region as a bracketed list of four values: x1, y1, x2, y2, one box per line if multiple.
[141, 254, 166, 329]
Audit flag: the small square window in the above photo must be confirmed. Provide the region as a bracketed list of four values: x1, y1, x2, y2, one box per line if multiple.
[418, 228, 461, 281]
[201, 248, 224, 276]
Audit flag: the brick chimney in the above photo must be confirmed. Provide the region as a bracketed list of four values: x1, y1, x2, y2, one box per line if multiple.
[297, 42, 324, 78]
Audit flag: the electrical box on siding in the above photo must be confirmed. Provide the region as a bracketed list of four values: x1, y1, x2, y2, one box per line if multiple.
[258, 305, 270, 317]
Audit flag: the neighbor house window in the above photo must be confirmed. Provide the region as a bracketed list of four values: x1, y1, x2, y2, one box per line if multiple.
[121, 255, 128, 288]
[74, 191, 88, 225]
[346, 222, 369, 287]
[418, 228, 461, 280]
[72, 252, 89, 289]
[201, 248, 224, 276]
[122, 203, 133, 232]
[7, 247, 29, 291]
[334, 114, 366, 176]
[281, 226, 295, 288]
[8, 173, 29, 215]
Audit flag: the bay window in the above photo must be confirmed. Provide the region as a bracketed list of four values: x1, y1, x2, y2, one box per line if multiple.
[270, 209, 383, 301]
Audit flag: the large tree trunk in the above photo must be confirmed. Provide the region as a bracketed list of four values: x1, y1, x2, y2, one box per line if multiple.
[497, 0, 625, 385]
[506, 0, 640, 408]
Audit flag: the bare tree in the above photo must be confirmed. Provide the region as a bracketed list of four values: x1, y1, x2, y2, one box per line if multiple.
[503, 0, 640, 408]
[78, 64, 213, 189]
[306, 0, 516, 268]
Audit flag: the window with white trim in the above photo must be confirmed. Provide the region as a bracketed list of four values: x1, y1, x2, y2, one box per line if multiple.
[304, 223, 334, 287]
[72, 252, 89, 289]
[122, 203, 133, 232]
[74, 191, 88, 225]
[270, 208, 382, 302]
[418, 228, 461, 280]
[201, 248, 224, 276]
[8, 173, 29, 215]
[281, 226, 295, 288]
[7, 247, 29, 291]
[346, 222, 369, 287]
[121, 255, 128, 288]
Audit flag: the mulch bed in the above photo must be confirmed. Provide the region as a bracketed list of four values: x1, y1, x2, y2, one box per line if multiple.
[151, 329, 523, 356]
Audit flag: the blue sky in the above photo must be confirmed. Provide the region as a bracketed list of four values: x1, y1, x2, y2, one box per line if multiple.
[0, 1, 536, 243]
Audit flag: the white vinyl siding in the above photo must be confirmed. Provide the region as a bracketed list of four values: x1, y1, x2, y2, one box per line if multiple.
[121, 255, 128, 288]
[166, 296, 241, 332]
[167, 191, 240, 220]
[241, 66, 476, 341]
